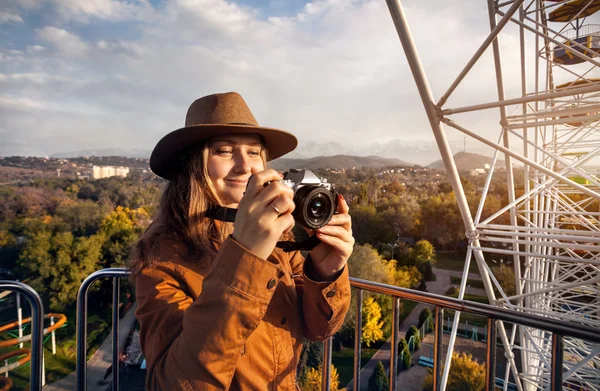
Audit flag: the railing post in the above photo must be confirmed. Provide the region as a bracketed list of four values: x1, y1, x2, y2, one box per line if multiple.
[112, 277, 120, 391]
[551, 333, 563, 391]
[0, 281, 44, 391]
[390, 297, 400, 390]
[76, 268, 129, 391]
[433, 306, 444, 391]
[76, 274, 90, 391]
[322, 337, 333, 391]
[486, 318, 497, 390]
[353, 289, 363, 391]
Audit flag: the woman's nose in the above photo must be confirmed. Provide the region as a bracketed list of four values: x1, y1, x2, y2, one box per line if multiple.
[233, 153, 251, 173]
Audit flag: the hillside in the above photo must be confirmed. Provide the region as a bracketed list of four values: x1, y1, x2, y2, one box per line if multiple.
[51, 148, 151, 158]
[428, 152, 505, 170]
[269, 155, 414, 171]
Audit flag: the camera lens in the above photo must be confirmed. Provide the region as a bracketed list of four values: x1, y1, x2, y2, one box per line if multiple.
[309, 198, 325, 219]
[293, 186, 336, 229]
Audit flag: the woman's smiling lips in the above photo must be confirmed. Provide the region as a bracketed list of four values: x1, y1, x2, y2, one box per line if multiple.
[225, 178, 249, 187]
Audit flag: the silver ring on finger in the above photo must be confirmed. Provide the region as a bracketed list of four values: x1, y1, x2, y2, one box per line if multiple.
[270, 203, 280, 215]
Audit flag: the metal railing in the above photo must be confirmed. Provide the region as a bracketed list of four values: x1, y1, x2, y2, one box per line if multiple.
[0, 280, 45, 391]
[556, 24, 600, 41]
[76, 268, 130, 391]
[332, 277, 600, 391]
[5, 269, 600, 391]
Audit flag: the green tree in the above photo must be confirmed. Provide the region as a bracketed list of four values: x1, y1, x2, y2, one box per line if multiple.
[492, 263, 516, 296]
[98, 206, 150, 267]
[378, 195, 421, 239]
[351, 204, 382, 245]
[397, 338, 412, 372]
[54, 199, 112, 236]
[347, 244, 393, 284]
[65, 184, 80, 199]
[368, 361, 389, 391]
[410, 239, 436, 281]
[19, 229, 103, 311]
[420, 193, 464, 249]
[419, 308, 434, 333]
[405, 325, 421, 351]
[410, 240, 436, 269]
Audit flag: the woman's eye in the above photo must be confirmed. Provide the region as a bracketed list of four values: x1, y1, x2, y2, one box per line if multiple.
[216, 149, 232, 155]
[248, 150, 261, 157]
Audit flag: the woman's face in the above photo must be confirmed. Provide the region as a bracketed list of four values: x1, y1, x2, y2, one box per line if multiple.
[207, 133, 266, 208]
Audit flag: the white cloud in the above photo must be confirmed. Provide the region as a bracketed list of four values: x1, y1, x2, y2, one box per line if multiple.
[96, 40, 150, 57]
[49, 0, 154, 22]
[36, 27, 88, 56]
[0, 95, 46, 110]
[0, 11, 24, 24]
[26, 45, 45, 53]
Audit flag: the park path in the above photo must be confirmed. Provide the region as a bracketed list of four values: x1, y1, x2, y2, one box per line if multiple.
[43, 303, 137, 391]
[344, 269, 452, 390]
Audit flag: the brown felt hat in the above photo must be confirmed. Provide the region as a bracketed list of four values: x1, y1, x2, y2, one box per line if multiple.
[150, 92, 298, 180]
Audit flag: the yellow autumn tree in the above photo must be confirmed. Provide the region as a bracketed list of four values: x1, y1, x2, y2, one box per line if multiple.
[300, 364, 340, 391]
[422, 352, 485, 391]
[386, 260, 422, 288]
[98, 206, 150, 266]
[362, 296, 384, 347]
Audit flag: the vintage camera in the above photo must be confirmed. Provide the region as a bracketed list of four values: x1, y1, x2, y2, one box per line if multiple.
[282, 169, 338, 229]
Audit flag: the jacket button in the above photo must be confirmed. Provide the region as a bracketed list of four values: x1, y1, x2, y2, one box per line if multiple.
[326, 290, 336, 298]
[267, 279, 277, 289]
[280, 317, 287, 325]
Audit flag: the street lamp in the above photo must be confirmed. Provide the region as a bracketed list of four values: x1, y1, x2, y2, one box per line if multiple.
[388, 242, 399, 261]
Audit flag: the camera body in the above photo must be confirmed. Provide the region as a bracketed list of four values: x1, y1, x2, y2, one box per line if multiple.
[282, 169, 338, 230]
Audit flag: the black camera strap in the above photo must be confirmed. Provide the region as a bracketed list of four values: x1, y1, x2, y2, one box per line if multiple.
[206, 206, 237, 223]
[206, 206, 321, 252]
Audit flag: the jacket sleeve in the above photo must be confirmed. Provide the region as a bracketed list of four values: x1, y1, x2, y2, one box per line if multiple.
[135, 237, 286, 391]
[288, 250, 351, 341]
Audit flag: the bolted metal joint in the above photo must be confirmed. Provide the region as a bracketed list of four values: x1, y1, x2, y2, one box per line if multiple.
[465, 230, 480, 242]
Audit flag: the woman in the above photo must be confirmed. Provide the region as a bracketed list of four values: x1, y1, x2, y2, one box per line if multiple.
[130, 92, 354, 390]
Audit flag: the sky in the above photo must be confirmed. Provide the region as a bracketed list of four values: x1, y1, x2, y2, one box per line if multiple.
[0, 0, 598, 157]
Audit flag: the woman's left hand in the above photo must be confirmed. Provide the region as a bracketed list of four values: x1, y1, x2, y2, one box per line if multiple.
[308, 195, 354, 280]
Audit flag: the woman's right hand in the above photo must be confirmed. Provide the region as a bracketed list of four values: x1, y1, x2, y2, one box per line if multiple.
[232, 169, 296, 260]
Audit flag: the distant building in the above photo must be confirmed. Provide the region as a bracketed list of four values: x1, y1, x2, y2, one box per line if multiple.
[470, 168, 487, 176]
[77, 172, 90, 180]
[92, 165, 129, 179]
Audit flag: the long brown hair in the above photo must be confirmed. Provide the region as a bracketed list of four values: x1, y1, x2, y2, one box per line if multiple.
[129, 139, 268, 278]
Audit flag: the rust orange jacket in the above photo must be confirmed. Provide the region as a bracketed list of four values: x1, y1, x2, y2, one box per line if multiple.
[135, 236, 351, 390]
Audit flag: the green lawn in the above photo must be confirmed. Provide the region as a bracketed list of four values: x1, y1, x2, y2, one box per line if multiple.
[445, 310, 487, 327]
[450, 276, 485, 289]
[436, 252, 480, 275]
[449, 291, 490, 304]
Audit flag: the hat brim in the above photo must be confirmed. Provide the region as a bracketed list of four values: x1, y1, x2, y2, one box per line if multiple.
[150, 124, 298, 180]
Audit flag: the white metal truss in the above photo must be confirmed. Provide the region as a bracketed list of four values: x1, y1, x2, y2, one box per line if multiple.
[384, 0, 600, 390]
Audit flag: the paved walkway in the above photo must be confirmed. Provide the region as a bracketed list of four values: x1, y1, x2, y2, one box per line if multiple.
[344, 270, 452, 390]
[43, 303, 138, 391]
